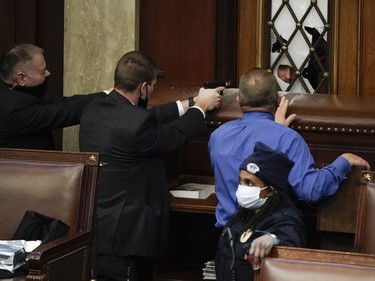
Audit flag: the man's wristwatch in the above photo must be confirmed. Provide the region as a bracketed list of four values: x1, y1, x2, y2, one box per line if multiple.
[188, 96, 195, 107]
[269, 234, 279, 246]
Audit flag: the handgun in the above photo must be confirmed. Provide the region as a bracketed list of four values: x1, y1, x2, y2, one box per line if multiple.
[203, 80, 236, 95]
[203, 80, 236, 89]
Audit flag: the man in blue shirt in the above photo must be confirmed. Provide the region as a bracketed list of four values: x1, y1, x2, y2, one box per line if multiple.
[208, 67, 370, 229]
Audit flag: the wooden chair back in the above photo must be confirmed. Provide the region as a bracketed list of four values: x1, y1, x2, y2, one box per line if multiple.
[0, 148, 99, 281]
[354, 172, 375, 253]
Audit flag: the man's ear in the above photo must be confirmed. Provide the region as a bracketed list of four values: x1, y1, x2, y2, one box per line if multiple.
[138, 81, 147, 97]
[236, 95, 241, 106]
[140, 81, 147, 92]
[15, 72, 27, 86]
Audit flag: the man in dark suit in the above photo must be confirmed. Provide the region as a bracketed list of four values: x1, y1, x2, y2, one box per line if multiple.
[79, 50, 222, 281]
[0, 43, 105, 149]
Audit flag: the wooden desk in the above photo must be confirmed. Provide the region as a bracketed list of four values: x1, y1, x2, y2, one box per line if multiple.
[170, 194, 217, 214]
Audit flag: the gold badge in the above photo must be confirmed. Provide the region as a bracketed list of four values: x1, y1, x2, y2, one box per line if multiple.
[240, 228, 252, 243]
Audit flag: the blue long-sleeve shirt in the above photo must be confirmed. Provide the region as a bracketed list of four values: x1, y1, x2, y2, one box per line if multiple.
[208, 112, 351, 228]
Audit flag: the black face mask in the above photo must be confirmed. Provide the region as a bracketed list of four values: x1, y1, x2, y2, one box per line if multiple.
[12, 79, 48, 98]
[137, 96, 148, 108]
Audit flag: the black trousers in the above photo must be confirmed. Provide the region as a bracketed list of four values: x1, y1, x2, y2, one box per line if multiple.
[97, 254, 156, 281]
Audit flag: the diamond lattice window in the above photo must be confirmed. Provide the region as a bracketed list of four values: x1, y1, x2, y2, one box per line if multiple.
[267, 0, 330, 94]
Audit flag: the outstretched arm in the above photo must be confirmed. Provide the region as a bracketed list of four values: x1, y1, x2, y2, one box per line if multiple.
[180, 87, 224, 113]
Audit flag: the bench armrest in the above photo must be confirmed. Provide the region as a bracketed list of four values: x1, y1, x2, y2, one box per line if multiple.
[26, 231, 92, 281]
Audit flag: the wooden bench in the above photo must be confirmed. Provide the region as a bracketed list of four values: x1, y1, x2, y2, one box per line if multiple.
[255, 246, 375, 281]
[0, 148, 100, 281]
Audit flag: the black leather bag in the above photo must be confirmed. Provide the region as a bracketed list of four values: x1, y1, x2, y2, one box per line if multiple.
[12, 210, 70, 244]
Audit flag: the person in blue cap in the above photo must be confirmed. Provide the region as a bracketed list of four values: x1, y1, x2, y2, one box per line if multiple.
[215, 142, 306, 281]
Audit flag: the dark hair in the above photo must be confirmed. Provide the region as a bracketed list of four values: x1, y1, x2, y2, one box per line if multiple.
[0, 44, 44, 80]
[238, 67, 278, 108]
[114, 51, 159, 92]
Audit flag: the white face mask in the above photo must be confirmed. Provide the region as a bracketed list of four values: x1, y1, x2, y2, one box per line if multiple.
[236, 184, 268, 210]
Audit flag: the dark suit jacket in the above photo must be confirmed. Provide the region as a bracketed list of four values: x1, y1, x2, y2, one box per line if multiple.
[79, 90, 206, 258]
[0, 79, 105, 149]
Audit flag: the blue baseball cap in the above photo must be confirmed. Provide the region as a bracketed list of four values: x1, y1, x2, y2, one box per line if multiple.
[239, 142, 294, 190]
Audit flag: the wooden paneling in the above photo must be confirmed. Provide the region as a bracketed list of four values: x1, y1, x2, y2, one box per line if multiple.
[17, 0, 36, 46]
[0, 0, 36, 49]
[216, 0, 238, 81]
[336, 0, 360, 96]
[238, 0, 260, 77]
[140, 0, 238, 88]
[0, 1, 15, 52]
[15, 0, 36, 44]
[361, 0, 375, 97]
[139, 0, 217, 87]
[0, 0, 36, 53]
[36, 0, 64, 103]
